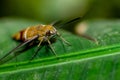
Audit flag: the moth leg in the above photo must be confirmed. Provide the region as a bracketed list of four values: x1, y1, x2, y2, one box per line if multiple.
[47, 39, 57, 56]
[30, 39, 43, 61]
[29, 46, 43, 61]
[38, 38, 43, 47]
[57, 32, 71, 46]
[0, 35, 39, 62]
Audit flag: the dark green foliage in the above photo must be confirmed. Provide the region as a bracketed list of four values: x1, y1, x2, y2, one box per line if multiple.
[0, 18, 120, 80]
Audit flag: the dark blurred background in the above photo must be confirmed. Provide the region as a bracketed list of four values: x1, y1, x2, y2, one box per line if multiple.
[0, 0, 120, 23]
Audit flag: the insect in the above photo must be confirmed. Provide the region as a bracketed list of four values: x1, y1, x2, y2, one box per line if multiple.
[0, 17, 81, 63]
[0, 17, 97, 64]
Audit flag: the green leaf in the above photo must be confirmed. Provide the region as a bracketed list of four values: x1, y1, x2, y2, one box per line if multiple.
[0, 18, 120, 80]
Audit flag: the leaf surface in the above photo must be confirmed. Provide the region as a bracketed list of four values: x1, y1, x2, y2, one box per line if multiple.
[0, 18, 120, 80]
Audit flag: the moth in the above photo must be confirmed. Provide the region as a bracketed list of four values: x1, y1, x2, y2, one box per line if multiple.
[0, 18, 81, 62]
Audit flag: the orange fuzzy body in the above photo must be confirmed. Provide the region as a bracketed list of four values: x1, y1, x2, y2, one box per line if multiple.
[13, 25, 57, 42]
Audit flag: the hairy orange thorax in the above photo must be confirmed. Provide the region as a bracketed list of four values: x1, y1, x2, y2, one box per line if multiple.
[13, 25, 57, 41]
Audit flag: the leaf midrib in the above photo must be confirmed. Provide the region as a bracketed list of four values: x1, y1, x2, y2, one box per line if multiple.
[0, 43, 120, 75]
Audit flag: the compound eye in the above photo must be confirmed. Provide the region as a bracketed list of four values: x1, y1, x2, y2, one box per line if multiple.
[46, 30, 52, 36]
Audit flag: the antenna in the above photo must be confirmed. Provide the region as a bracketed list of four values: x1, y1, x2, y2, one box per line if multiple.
[58, 17, 81, 28]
